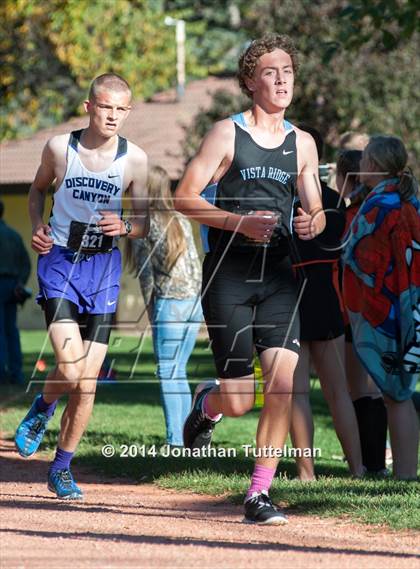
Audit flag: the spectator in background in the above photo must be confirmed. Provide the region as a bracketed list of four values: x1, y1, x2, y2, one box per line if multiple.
[339, 131, 370, 151]
[342, 135, 420, 479]
[0, 199, 31, 384]
[126, 166, 203, 447]
[336, 150, 388, 475]
[290, 127, 364, 480]
[327, 130, 369, 190]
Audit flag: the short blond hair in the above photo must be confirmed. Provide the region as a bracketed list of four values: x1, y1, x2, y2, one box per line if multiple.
[89, 73, 131, 101]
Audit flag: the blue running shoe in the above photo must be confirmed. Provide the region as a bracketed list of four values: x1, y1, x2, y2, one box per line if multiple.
[48, 468, 83, 500]
[15, 395, 53, 458]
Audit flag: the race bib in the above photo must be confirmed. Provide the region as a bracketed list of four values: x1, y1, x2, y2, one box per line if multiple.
[67, 221, 113, 254]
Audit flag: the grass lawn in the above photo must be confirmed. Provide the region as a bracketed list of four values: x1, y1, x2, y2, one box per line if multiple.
[1, 331, 419, 530]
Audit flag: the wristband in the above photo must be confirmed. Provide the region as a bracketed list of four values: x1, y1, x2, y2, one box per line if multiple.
[123, 218, 132, 235]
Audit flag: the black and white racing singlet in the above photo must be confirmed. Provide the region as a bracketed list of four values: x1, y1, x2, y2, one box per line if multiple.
[201, 113, 298, 255]
[49, 129, 127, 247]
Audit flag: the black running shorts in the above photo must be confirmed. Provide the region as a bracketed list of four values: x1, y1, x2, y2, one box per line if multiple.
[44, 298, 114, 345]
[201, 248, 300, 379]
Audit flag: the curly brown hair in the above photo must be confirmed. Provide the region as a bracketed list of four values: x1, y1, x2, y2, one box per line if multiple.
[238, 34, 299, 99]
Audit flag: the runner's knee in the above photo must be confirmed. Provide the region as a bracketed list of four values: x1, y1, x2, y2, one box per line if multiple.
[56, 361, 86, 384]
[223, 394, 255, 417]
[264, 391, 292, 409]
[76, 378, 98, 395]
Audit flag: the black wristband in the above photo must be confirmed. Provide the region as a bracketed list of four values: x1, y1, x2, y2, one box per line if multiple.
[123, 219, 132, 235]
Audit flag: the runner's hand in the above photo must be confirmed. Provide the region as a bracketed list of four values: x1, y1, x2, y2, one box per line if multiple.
[31, 224, 53, 255]
[98, 211, 126, 236]
[238, 211, 277, 243]
[293, 207, 323, 240]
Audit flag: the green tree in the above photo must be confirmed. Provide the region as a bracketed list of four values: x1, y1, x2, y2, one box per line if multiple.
[336, 0, 420, 51]
[2, 0, 418, 166]
[0, 0, 80, 140]
[163, 1, 248, 74]
[0, 0, 212, 141]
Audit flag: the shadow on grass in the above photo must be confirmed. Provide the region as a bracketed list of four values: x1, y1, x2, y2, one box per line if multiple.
[1, 382, 167, 410]
[4, 377, 334, 421]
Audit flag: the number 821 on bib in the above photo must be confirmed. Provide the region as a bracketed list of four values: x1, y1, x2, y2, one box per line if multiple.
[67, 220, 113, 254]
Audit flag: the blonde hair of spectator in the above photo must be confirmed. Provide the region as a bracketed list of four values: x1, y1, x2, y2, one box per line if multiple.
[339, 131, 369, 151]
[126, 166, 187, 274]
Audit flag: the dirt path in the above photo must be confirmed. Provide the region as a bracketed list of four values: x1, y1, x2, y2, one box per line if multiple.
[1, 438, 419, 569]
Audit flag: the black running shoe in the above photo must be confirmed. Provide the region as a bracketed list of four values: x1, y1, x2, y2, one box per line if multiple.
[183, 381, 222, 449]
[243, 490, 288, 525]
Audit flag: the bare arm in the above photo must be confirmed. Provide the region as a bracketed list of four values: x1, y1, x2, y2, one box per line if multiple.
[126, 147, 149, 239]
[175, 120, 277, 242]
[28, 140, 57, 254]
[98, 145, 149, 239]
[293, 131, 326, 240]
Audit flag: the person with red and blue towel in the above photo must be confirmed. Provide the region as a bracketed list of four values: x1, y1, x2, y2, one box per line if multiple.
[342, 135, 420, 480]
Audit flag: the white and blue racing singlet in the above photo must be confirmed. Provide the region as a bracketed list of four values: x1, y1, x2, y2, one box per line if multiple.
[49, 129, 127, 247]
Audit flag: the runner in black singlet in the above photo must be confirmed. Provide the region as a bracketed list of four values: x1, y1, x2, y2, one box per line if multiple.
[201, 112, 300, 375]
[176, 34, 326, 524]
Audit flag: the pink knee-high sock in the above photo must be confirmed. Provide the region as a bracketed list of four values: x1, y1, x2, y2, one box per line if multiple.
[202, 393, 222, 421]
[246, 465, 276, 501]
